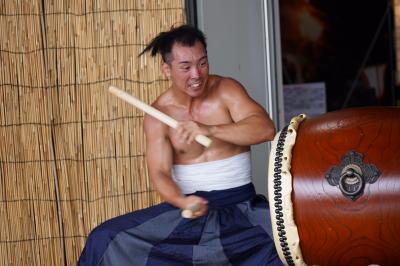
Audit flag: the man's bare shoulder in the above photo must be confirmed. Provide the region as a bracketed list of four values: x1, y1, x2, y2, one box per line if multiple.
[210, 75, 249, 99]
[150, 89, 173, 110]
[143, 90, 172, 132]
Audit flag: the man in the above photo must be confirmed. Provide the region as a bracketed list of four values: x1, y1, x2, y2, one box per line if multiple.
[78, 25, 282, 266]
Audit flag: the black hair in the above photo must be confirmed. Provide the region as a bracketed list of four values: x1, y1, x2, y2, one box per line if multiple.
[139, 25, 207, 63]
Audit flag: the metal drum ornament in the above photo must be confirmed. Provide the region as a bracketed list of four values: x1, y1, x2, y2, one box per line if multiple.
[268, 107, 400, 266]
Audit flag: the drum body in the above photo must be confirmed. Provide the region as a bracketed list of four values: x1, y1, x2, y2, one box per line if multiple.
[268, 107, 400, 266]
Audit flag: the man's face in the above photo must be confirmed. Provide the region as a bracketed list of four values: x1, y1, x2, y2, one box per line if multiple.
[163, 41, 209, 98]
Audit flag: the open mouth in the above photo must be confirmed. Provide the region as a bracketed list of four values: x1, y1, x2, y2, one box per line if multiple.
[188, 81, 202, 90]
[189, 81, 201, 87]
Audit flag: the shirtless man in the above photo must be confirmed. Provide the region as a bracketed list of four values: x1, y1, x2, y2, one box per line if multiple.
[144, 28, 275, 219]
[79, 25, 282, 266]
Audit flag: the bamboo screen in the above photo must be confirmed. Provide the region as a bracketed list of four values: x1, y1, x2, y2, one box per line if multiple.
[0, 0, 186, 265]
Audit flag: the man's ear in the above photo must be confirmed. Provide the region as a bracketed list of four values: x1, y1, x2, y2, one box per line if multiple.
[162, 62, 171, 79]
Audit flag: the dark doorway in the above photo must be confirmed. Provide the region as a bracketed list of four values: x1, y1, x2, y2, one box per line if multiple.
[279, 0, 397, 112]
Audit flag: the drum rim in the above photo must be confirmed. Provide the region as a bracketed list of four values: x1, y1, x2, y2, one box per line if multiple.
[268, 114, 307, 266]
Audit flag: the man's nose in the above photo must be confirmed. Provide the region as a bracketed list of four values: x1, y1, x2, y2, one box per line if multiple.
[190, 66, 200, 78]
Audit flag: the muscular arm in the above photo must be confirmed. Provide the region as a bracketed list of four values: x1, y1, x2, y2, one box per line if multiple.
[144, 114, 184, 207]
[208, 78, 276, 145]
[177, 78, 276, 146]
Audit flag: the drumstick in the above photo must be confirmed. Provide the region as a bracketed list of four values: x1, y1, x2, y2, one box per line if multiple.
[108, 85, 212, 147]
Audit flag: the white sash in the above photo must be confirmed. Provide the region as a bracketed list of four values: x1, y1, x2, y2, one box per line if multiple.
[172, 152, 251, 194]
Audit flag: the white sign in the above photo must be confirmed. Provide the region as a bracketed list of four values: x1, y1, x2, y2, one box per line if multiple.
[283, 82, 327, 125]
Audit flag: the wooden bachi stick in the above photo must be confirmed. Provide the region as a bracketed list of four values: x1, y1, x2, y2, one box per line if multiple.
[108, 85, 212, 148]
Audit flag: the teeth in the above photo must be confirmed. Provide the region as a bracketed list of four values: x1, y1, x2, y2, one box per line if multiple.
[190, 82, 201, 88]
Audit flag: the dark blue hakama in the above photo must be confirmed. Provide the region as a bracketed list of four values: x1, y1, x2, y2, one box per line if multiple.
[78, 183, 283, 266]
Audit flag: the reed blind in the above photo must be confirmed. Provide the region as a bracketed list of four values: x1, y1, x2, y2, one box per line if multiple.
[0, 0, 186, 264]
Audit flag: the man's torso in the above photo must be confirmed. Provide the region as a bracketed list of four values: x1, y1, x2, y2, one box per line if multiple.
[154, 75, 249, 164]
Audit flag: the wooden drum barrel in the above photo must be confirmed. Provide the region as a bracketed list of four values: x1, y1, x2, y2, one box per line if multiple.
[268, 107, 400, 266]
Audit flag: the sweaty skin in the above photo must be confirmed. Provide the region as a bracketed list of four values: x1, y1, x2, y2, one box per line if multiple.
[144, 41, 275, 218]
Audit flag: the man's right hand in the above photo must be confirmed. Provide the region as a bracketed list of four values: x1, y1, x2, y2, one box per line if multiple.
[180, 195, 208, 219]
[176, 121, 211, 145]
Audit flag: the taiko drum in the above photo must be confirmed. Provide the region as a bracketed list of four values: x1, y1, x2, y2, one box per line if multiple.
[268, 107, 400, 266]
